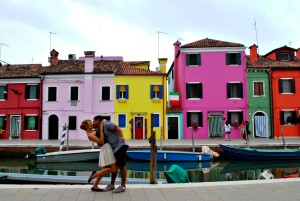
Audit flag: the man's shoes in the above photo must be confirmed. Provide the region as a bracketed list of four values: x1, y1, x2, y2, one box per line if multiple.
[105, 184, 115, 192]
[91, 187, 104, 192]
[88, 171, 96, 183]
[113, 185, 126, 193]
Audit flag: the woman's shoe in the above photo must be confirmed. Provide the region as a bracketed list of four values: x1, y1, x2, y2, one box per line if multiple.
[88, 171, 96, 183]
[91, 187, 104, 192]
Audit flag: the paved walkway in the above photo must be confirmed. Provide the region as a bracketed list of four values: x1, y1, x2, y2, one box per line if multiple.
[1, 179, 300, 201]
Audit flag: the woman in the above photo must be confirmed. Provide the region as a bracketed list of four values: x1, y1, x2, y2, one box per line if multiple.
[224, 120, 231, 141]
[80, 119, 117, 192]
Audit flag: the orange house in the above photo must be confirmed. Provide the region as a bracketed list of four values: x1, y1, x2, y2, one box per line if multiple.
[266, 46, 300, 138]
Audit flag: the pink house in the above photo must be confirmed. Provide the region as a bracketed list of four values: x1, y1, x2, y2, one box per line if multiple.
[172, 38, 248, 139]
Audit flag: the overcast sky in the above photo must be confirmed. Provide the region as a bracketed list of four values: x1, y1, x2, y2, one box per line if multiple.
[1, 0, 300, 70]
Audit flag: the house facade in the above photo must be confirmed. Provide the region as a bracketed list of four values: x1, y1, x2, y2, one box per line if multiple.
[114, 59, 167, 140]
[246, 44, 272, 138]
[0, 64, 43, 139]
[41, 50, 118, 140]
[172, 38, 248, 139]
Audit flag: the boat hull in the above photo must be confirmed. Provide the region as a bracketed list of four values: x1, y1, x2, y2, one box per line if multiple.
[36, 149, 100, 163]
[219, 144, 300, 160]
[126, 150, 211, 162]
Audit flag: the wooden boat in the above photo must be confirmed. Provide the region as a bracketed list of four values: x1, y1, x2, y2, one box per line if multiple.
[219, 144, 300, 161]
[35, 149, 100, 163]
[126, 150, 211, 162]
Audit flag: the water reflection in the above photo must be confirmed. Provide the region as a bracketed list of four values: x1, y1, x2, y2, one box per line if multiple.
[0, 158, 299, 183]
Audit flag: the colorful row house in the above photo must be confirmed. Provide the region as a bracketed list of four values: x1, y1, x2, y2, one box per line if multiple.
[168, 38, 248, 139]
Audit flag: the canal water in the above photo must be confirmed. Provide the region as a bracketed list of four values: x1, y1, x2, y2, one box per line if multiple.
[1, 158, 299, 183]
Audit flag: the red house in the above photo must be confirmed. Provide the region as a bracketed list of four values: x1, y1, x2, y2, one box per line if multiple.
[0, 64, 43, 139]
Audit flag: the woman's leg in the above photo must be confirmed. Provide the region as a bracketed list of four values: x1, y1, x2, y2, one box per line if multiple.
[92, 163, 117, 189]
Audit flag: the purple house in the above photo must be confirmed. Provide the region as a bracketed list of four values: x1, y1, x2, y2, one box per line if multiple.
[172, 38, 248, 139]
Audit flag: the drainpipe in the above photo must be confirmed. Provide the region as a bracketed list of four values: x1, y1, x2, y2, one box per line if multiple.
[266, 69, 274, 138]
[39, 75, 45, 139]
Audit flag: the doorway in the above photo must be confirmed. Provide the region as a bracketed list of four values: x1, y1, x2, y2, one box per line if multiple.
[134, 117, 144, 139]
[208, 114, 223, 137]
[10, 115, 21, 139]
[49, 115, 59, 139]
[167, 116, 179, 139]
[253, 112, 268, 138]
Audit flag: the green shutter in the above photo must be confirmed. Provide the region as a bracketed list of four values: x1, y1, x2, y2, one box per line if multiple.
[227, 83, 231, 98]
[226, 53, 230, 65]
[186, 54, 190, 66]
[279, 79, 283, 93]
[197, 54, 201, 65]
[280, 111, 284, 125]
[237, 53, 241, 65]
[125, 85, 129, 99]
[291, 79, 296, 93]
[187, 112, 191, 127]
[199, 112, 203, 127]
[199, 83, 203, 99]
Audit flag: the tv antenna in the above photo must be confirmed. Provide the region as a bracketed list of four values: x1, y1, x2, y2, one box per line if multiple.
[0, 43, 9, 60]
[254, 18, 259, 54]
[158, 31, 168, 59]
[50, 32, 57, 52]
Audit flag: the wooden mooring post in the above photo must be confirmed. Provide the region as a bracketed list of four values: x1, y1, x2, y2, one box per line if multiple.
[149, 131, 157, 184]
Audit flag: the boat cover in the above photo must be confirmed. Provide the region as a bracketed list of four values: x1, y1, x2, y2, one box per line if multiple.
[164, 164, 191, 183]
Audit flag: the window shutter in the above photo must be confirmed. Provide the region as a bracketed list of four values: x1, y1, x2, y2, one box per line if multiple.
[239, 112, 243, 123]
[199, 83, 203, 99]
[227, 83, 230, 98]
[226, 53, 230, 65]
[25, 85, 29, 99]
[4, 86, 7, 100]
[35, 116, 38, 130]
[36, 85, 40, 99]
[116, 85, 120, 99]
[197, 54, 201, 65]
[292, 111, 297, 124]
[239, 83, 243, 98]
[259, 82, 264, 95]
[280, 111, 284, 125]
[290, 52, 295, 61]
[291, 79, 296, 93]
[227, 111, 232, 123]
[279, 79, 283, 93]
[24, 116, 28, 130]
[118, 115, 126, 127]
[159, 85, 163, 99]
[187, 112, 191, 127]
[199, 112, 203, 127]
[153, 114, 159, 127]
[237, 53, 241, 65]
[150, 85, 153, 99]
[186, 54, 190, 66]
[125, 85, 129, 99]
[276, 53, 280, 60]
[186, 83, 190, 99]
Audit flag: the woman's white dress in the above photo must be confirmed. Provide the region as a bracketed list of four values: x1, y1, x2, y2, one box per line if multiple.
[99, 143, 116, 167]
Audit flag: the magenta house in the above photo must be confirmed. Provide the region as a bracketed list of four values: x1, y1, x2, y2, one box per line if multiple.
[172, 38, 248, 139]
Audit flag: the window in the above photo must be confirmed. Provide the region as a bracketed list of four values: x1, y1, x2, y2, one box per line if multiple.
[0, 85, 7, 100]
[227, 111, 243, 125]
[102, 116, 111, 121]
[226, 53, 241, 65]
[186, 83, 202, 99]
[187, 112, 203, 127]
[118, 114, 126, 128]
[25, 84, 40, 100]
[68, 116, 77, 130]
[280, 111, 297, 125]
[150, 85, 162, 99]
[70, 86, 79, 101]
[24, 115, 38, 130]
[227, 83, 243, 98]
[277, 52, 294, 61]
[279, 79, 295, 94]
[0, 115, 6, 130]
[116, 85, 129, 99]
[152, 114, 160, 127]
[253, 81, 264, 96]
[101, 86, 110, 101]
[186, 54, 201, 66]
[48, 87, 57, 101]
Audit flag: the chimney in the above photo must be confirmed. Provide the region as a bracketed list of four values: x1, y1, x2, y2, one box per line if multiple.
[50, 49, 59, 65]
[297, 48, 300, 59]
[84, 51, 95, 73]
[249, 44, 258, 62]
[173, 40, 181, 58]
[158, 58, 167, 73]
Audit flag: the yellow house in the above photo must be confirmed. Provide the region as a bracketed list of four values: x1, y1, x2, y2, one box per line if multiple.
[115, 59, 167, 140]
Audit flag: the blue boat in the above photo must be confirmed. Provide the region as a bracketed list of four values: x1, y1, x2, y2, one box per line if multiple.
[126, 150, 211, 162]
[219, 144, 300, 160]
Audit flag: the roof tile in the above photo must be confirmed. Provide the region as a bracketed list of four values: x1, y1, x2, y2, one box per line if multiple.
[181, 38, 245, 48]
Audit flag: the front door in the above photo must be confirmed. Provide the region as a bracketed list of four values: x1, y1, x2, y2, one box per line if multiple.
[208, 114, 223, 137]
[10, 115, 21, 139]
[254, 113, 268, 137]
[134, 117, 143, 139]
[49, 115, 59, 139]
[167, 117, 179, 139]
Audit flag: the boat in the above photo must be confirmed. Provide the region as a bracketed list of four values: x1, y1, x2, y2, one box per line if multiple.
[219, 144, 300, 161]
[35, 149, 100, 163]
[126, 150, 211, 162]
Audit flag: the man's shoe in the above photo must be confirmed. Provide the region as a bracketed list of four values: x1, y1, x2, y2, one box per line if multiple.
[105, 184, 115, 192]
[113, 185, 126, 193]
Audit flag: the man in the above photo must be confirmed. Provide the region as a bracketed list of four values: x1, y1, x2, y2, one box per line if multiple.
[93, 115, 129, 193]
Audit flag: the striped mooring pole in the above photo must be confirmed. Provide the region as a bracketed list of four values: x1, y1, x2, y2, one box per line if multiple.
[59, 124, 68, 152]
